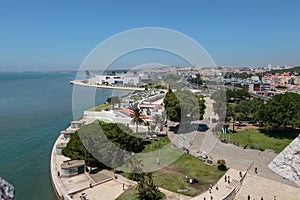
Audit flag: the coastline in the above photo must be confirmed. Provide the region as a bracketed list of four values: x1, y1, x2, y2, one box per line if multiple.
[70, 80, 145, 91]
[50, 134, 71, 200]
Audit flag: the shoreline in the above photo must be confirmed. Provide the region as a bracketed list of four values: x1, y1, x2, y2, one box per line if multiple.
[50, 134, 70, 200]
[70, 80, 145, 91]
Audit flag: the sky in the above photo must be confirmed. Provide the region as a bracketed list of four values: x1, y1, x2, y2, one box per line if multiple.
[0, 0, 300, 71]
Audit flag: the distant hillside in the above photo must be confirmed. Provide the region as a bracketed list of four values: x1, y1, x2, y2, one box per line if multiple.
[270, 66, 300, 74]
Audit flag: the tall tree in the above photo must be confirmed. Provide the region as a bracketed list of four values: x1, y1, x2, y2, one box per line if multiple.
[106, 96, 121, 110]
[164, 90, 206, 123]
[130, 108, 145, 134]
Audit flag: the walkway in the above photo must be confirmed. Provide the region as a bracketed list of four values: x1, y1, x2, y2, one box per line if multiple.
[191, 169, 243, 200]
[235, 173, 300, 200]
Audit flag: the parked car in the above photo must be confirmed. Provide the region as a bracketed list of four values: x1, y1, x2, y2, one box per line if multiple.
[198, 151, 208, 159]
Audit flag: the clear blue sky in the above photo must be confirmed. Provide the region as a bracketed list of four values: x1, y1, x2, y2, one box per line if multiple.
[1, 0, 300, 71]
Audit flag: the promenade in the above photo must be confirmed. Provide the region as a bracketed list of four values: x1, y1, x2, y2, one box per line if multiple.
[51, 95, 299, 199]
[71, 80, 145, 91]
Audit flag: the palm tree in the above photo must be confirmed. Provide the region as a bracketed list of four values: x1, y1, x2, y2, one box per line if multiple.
[144, 121, 151, 136]
[130, 108, 145, 134]
[136, 173, 163, 200]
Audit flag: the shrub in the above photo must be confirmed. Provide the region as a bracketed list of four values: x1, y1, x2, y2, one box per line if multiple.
[217, 159, 226, 165]
[218, 164, 227, 171]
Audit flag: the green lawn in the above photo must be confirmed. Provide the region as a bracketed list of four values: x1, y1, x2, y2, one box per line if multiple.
[152, 153, 225, 196]
[142, 137, 170, 153]
[120, 137, 226, 197]
[219, 128, 292, 153]
[116, 187, 166, 200]
[116, 188, 138, 200]
[89, 103, 110, 111]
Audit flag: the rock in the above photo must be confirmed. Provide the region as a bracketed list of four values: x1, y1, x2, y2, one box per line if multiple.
[0, 177, 15, 200]
[268, 137, 300, 186]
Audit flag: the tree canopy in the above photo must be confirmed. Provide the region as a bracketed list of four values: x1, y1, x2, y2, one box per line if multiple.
[257, 92, 300, 129]
[62, 120, 144, 168]
[163, 90, 206, 123]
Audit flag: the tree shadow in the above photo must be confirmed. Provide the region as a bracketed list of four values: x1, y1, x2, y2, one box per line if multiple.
[197, 124, 209, 132]
[259, 127, 299, 139]
[169, 124, 179, 134]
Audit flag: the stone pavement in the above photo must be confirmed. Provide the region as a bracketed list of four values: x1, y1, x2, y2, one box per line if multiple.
[235, 173, 300, 200]
[71, 179, 124, 200]
[191, 169, 244, 200]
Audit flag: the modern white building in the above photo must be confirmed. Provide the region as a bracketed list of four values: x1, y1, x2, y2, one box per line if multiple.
[89, 75, 141, 86]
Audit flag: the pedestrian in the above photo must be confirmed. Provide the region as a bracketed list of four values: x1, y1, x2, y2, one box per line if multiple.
[209, 183, 213, 189]
[274, 196, 276, 200]
[248, 195, 250, 200]
[82, 193, 87, 200]
[210, 196, 213, 200]
[255, 167, 258, 174]
[209, 188, 211, 193]
[224, 175, 227, 182]
[239, 171, 242, 178]
[215, 183, 219, 190]
[227, 176, 230, 183]
[185, 175, 188, 183]
[204, 197, 206, 200]
[122, 183, 125, 190]
[261, 197, 263, 200]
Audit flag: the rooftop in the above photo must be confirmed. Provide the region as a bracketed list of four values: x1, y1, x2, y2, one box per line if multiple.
[61, 160, 85, 169]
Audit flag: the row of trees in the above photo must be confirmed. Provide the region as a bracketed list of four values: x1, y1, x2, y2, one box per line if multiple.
[212, 89, 300, 132]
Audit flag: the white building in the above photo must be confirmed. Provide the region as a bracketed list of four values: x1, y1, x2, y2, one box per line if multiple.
[89, 75, 141, 86]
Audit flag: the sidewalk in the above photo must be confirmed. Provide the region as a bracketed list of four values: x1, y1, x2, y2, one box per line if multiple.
[191, 169, 243, 200]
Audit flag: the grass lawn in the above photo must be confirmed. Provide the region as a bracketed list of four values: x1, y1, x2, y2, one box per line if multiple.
[152, 153, 226, 196]
[142, 137, 170, 153]
[116, 187, 166, 200]
[90, 103, 110, 111]
[116, 188, 138, 200]
[120, 137, 226, 197]
[219, 128, 292, 153]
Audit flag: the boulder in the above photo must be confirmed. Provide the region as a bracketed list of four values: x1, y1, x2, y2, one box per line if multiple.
[268, 136, 300, 186]
[0, 177, 15, 200]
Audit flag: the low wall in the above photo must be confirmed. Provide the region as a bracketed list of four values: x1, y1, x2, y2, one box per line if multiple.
[220, 188, 236, 200]
[50, 134, 72, 200]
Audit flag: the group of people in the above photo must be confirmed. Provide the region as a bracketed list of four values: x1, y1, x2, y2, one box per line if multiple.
[224, 175, 231, 184]
[248, 194, 276, 200]
[185, 175, 198, 184]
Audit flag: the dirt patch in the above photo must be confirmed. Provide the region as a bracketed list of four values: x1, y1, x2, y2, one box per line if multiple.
[158, 165, 185, 176]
